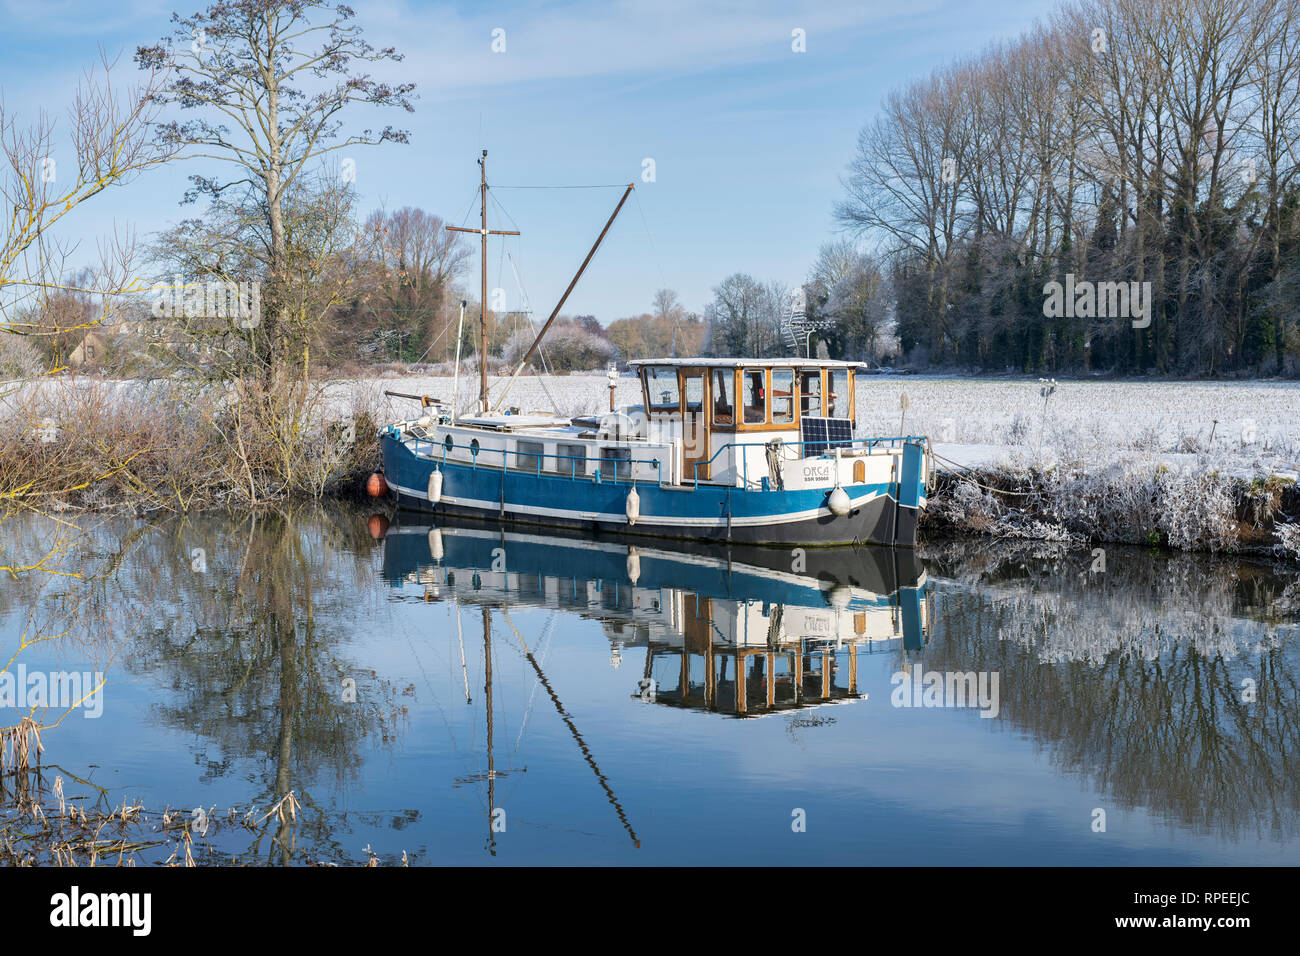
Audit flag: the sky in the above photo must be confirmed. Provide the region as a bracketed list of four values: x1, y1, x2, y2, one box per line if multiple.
[0, 0, 1062, 324]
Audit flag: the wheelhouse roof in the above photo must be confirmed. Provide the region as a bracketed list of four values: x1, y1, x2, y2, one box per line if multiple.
[627, 357, 860, 370]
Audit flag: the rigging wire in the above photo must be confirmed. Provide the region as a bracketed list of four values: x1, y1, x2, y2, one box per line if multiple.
[511, 610, 558, 758]
[492, 184, 629, 190]
[503, 249, 565, 415]
[457, 186, 482, 229]
[633, 189, 671, 294]
[486, 187, 520, 231]
[479, 186, 567, 415]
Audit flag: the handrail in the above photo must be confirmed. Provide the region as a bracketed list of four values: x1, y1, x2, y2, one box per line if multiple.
[395, 428, 924, 491]
[690, 434, 927, 473]
[406, 435, 663, 486]
[691, 434, 929, 488]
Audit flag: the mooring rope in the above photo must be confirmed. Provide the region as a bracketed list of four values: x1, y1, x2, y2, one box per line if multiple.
[930, 451, 1039, 498]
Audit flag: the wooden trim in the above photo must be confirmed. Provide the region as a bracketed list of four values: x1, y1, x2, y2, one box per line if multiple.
[680, 365, 710, 481]
[710, 368, 737, 432]
[769, 366, 797, 426]
[736, 367, 769, 431]
[797, 367, 826, 420]
[735, 367, 802, 433]
[826, 366, 855, 422]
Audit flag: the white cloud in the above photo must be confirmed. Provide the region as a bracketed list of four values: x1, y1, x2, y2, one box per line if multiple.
[357, 0, 942, 98]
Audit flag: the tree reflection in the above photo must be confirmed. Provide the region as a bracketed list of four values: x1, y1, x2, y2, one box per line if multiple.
[36, 505, 410, 864]
[922, 541, 1300, 839]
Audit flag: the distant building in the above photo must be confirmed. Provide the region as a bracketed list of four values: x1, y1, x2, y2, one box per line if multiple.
[67, 331, 108, 368]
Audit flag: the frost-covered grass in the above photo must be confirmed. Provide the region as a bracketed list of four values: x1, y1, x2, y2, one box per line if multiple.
[854, 376, 1300, 477]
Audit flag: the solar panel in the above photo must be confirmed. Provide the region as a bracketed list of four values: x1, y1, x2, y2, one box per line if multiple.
[800, 416, 828, 452]
[800, 417, 855, 453]
[826, 417, 854, 449]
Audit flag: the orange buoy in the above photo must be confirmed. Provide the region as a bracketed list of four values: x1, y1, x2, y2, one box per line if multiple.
[365, 472, 389, 498]
[367, 514, 390, 539]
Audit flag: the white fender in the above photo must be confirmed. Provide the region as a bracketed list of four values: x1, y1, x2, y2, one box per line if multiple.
[824, 583, 852, 610]
[625, 486, 640, 525]
[428, 528, 444, 561]
[827, 485, 851, 516]
[427, 469, 443, 504]
[626, 547, 641, 584]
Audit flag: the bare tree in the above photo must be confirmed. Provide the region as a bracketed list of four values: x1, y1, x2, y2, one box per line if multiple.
[136, 0, 416, 374]
[1, 51, 176, 351]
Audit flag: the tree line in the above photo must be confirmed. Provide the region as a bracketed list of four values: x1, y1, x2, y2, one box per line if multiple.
[836, 0, 1300, 376]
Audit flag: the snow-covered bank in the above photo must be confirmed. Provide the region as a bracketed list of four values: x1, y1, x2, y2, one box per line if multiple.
[4, 372, 1298, 554]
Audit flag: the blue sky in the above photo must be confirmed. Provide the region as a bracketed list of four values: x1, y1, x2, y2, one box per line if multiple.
[1, 0, 1061, 322]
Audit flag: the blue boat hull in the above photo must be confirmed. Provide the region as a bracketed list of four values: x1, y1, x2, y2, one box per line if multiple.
[381, 435, 921, 548]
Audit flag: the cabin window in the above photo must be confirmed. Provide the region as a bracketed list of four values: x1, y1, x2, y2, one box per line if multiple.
[682, 371, 704, 413]
[515, 440, 545, 472]
[645, 366, 681, 414]
[601, 446, 631, 480]
[771, 369, 795, 424]
[742, 369, 767, 424]
[712, 369, 734, 426]
[444, 434, 454, 454]
[799, 369, 823, 418]
[829, 369, 851, 418]
[555, 442, 588, 477]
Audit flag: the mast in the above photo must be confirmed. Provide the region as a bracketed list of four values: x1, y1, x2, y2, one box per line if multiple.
[447, 150, 519, 414]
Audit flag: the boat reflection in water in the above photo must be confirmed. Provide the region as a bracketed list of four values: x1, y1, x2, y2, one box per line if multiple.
[381, 517, 931, 718]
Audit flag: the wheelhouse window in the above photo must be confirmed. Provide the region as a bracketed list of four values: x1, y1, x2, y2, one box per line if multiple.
[742, 369, 767, 424]
[712, 369, 734, 426]
[829, 369, 851, 418]
[644, 366, 681, 415]
[799, 369, 823, 418]
[682, 371, 704, 414]
[771, 368, 795, 424]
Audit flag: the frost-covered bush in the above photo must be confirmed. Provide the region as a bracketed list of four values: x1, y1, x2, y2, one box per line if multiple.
[0, 332, 43, 379]
[1155, 468, 1239, 551]
[930, 451, 1250, 552]
[502, 322, 614, 372]
[1276, 524, 1300, 560]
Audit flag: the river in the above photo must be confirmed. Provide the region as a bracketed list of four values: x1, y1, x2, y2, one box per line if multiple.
[1, 506, 1295, 865]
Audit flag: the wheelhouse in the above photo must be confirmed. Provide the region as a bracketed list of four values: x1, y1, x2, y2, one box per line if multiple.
[628, 358, 859, 482]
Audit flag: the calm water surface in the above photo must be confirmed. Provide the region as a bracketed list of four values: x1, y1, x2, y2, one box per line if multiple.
[1, 507, 1296, 865]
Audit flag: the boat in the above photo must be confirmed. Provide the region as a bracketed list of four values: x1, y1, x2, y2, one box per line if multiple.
[380, 516, 932, 718]
[378, 152, 930, 548]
